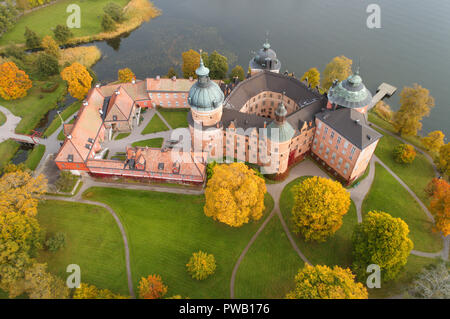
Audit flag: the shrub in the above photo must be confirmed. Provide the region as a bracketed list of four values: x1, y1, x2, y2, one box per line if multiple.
[373, 101, 393, 122]
[393, 143, 416, 164]
[103, 2, 124, 23]
[36, 52, 59, 77]
[40, 81, 59, 93]
[24, 26, 41, 49]
[101, 13, 116, 32]
[45, 232, 66, 252]
[186, 251, 216, 280]
[53, 24, 73, 44]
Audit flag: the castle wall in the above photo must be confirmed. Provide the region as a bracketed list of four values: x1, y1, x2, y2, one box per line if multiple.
[239, 91, 298, 119]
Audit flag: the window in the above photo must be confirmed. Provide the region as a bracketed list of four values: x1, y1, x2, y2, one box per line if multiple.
[318, 122, 322, 129]
[113, 115, 117, 121]
[174, 94, 177, 98]
[344, 141, 349, 149]
[319, 142, 324, 150]
[157, 93, 161, 97]
[337, 157, 343, 169]
[330, 131, 335, 138]
[313, 138, 318, 145]
[324, 127, 328, 135]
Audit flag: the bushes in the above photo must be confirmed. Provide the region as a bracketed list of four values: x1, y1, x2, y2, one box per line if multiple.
[53, 24, 73, 44]
[394, 143, 416, 164]
[36, 52, 59, 77]
[40, 81, 59, 93]
[24, 26, 41, 49]
[103, 2, 124, 23]
[45, 232, 66, 252]
[101, 13, 117, 32]
[186, 251, 216, 280]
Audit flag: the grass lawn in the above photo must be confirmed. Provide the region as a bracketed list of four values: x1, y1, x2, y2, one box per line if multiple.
[115, 132, 131, 140]
[362, 163, 442, 253]
[234, 216, 305, 298]
[43, 101, 82, 138]
[0, 0, 129, 46]
[37, 200, 129, 295]
[132, 137, 164, 148]
[157, 108, 189, 129]
[24, 144, 45, 170]
[279, 176, 358, 268]
[0, 78, 67, 134]
[373, 127, 436, 205]
[82, 187, 274, 298]
[0, 139, 20, 170]
[0, 111, 6, 126]
[141, 113, 169, 134]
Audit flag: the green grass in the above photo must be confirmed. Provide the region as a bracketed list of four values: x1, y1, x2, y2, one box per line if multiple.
[115, 132, 131, 140]
[157, 108, 189, 129]
[0, 0, 129, 46]
[0, 111, 6, 126]
[37, 200, 129, 295]
[362, 163, 442, 253]
[234, 216, 305, 298]
[0, 139, 20, 170]
[43, 101, 82, 138]
[132, 137, 164, 148]
[141, 113, 169, 134]
[24, 144, 45, 170]
[373, 127, 436, 205]
[82, 187, 274, 298]
[0, 78, 67, 134]
[279, 176, 358, 268]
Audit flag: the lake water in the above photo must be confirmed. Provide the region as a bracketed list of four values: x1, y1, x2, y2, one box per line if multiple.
[91, 0, 450, 137]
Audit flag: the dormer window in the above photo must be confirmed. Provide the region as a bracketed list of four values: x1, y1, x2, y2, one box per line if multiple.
[113, 115, 117, 121]
[68, 154, 74, 162]
[88, 138, 94, 143]
[85, 144, 92, 150]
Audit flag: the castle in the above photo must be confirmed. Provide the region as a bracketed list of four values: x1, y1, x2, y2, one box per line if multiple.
[55, 41, 382, 185]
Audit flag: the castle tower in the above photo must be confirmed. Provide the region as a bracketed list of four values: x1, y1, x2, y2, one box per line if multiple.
[249, 38, 281, 76]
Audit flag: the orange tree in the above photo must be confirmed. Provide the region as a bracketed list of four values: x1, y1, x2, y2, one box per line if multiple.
[291, 176, 350, 242]
[118, 68, 135, 83]
[138, 274, 168, 299]
[204, 162, 266, 227]
[60, 62, 93, 100]
[427, 179, 450, 236]
[393, 143, 416, 164]
[286, 264, 368, 299]
[0, 61, 32, 100]
[186, 251, 216, 280]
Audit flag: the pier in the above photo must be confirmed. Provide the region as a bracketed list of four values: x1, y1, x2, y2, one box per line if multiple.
[369, 82, 397, 108]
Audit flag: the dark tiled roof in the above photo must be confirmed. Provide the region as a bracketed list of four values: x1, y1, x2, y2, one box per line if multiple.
[286, 99, 326, 132]
[316, 108, 382, 149]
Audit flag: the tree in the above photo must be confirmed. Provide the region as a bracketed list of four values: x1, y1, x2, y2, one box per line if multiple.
[206, 51, 228, 79]
[186, 251, 216, 280]
[61, 62, 93, 100]
[291, 176, 350, 242]
[393, 143, 416, 164]
[373, 101, 393, 122]
[118, 67, 135, 83]
[101, 13, 116, 32]
[408, 262, 450, 299]
[36, 52, 59, 77]
[286, 264, 368, 299]
[166, 67, 177, 78]
[4, 44, 25, 61]
[436, 143, 450, 177]
[73, 283, 128, 299]
[322, 56, 352, 91]
[352, 211, 413, 281]
[0, 1, 19, 35]
[138, 274, 168, 299]
[204, 163, 266, 227]
[182, 49, 200, 79]
[301, 67, 321, 89]
[45, 232, 66, 252]
[41, 35, 60, 58]
[421, 131, 445, 153]
[428, 178, 450, 236]
[103, 2, 124, 23]
[393, 84, 435, 136]
[0, 61, 33, 100]
[24, 26, 41, 49]
[53, 24, 73, 44]
[230, 65, 245, 81]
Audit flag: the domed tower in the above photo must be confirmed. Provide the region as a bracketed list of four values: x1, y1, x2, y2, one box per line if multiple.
[327, 69, 373, 114]
[249, 39, 281, 76]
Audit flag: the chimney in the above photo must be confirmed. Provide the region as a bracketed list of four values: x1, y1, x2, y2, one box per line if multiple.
[189, 76, 193, 81]
[172, 76, 177, 81]
[95, 83, 101, 88]
[132, 78, 136, 84]
[156, 75, 160, 80]
[67, 135, 72, 140]
[99, 109, 104, 115]
[115, 89, 120, 95]
[83, 100, 88, 106]
[263, 121, 267, 128]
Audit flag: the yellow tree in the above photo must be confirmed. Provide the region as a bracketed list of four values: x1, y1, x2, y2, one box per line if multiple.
[41, 35, 60, 59]
[186, 251, 216, 280]
[436, 143, 450, 177]
[393, 144, 416, 164]
[373, 101, 393, 122]
[286, 264, 368, 299]
[118, 67, 135, 83]
[422, 131, 445, 153]
[60, 62, 93, 100]
[138, 274, 168, 299]
[322, 56, 352, 91]
[301, 67, 321, 89]
[0, 61, 32, 100]
[428, 179, 450, 236]
[291, 176, 350, 242]
[204, 163, 266, 227]
[73, 283, 128, 299]
[182, 49, 200, 79]
[393, 84, 435, 136]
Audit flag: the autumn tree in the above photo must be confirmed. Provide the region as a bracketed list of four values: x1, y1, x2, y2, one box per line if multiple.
[73, 283, 128, 299]
[352, 211, 413, 281]
[53, 24, 73, 44]
[61, 62, 93, 100]
[167, 67, 177, 78]
[422, 131, 445, 153]
[182, 49, 200, 79]
[186, 251, 216, 280]
[41, 35, 60, 58]
[436, 143, 450, 177]
[427, 178, 450, 236]
[103, 2, 124, 23]
[291, 176, 350, 242]
[286, 264, 368, 299]
[118, 67, 135, 83]
[301, 67, 321, 89]
[205, 51, 228, 79]
[322, 56, 352, 91]
[36, 52, 59, 77]
[138, 274, 168, 299]
[24, 26, 41, 49]
[393, 143, 416, 164]
[204, 163, 266, 227]
[373, 101, 393, 122]
[393, 84, 435, 136]
[230, 65, 245, 81]
[0, 61, 33, 100]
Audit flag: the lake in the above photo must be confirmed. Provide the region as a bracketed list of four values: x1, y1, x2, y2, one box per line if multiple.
[91, 0, 450, 137]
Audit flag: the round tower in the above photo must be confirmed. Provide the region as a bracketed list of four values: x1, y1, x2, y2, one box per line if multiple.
[249, 39, 281, 76]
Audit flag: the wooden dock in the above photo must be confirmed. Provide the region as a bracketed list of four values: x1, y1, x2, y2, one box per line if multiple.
[369, 82, 397, 108]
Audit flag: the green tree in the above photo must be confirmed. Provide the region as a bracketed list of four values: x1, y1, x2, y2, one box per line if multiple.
[182, 49, 200, 79]
[36, 52, 59, 77]
[393, 143, 416, 164]
[206, 50, 228, 79]
[24, 26, 41, 49]
[186, 251, 216, 280]
[104, 2, 124, 23]
[352, 211, 413, 281]
[166, 67, 177, 78]
[393, 84, 435, 136]
[230, 65, 245, 81]
[53, 24, 73, 44]
[301, 67, 321, 89]
[0, 1, 19, 35]
[322, 56, 352, 91]
[101, 14, 116, 32]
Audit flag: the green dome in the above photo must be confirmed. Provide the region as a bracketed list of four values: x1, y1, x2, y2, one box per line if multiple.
[328, 71, 373, 109]
[266, 120, 295, 143]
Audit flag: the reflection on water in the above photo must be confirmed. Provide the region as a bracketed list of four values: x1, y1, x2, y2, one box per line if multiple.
[34, 93, 78, 133]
